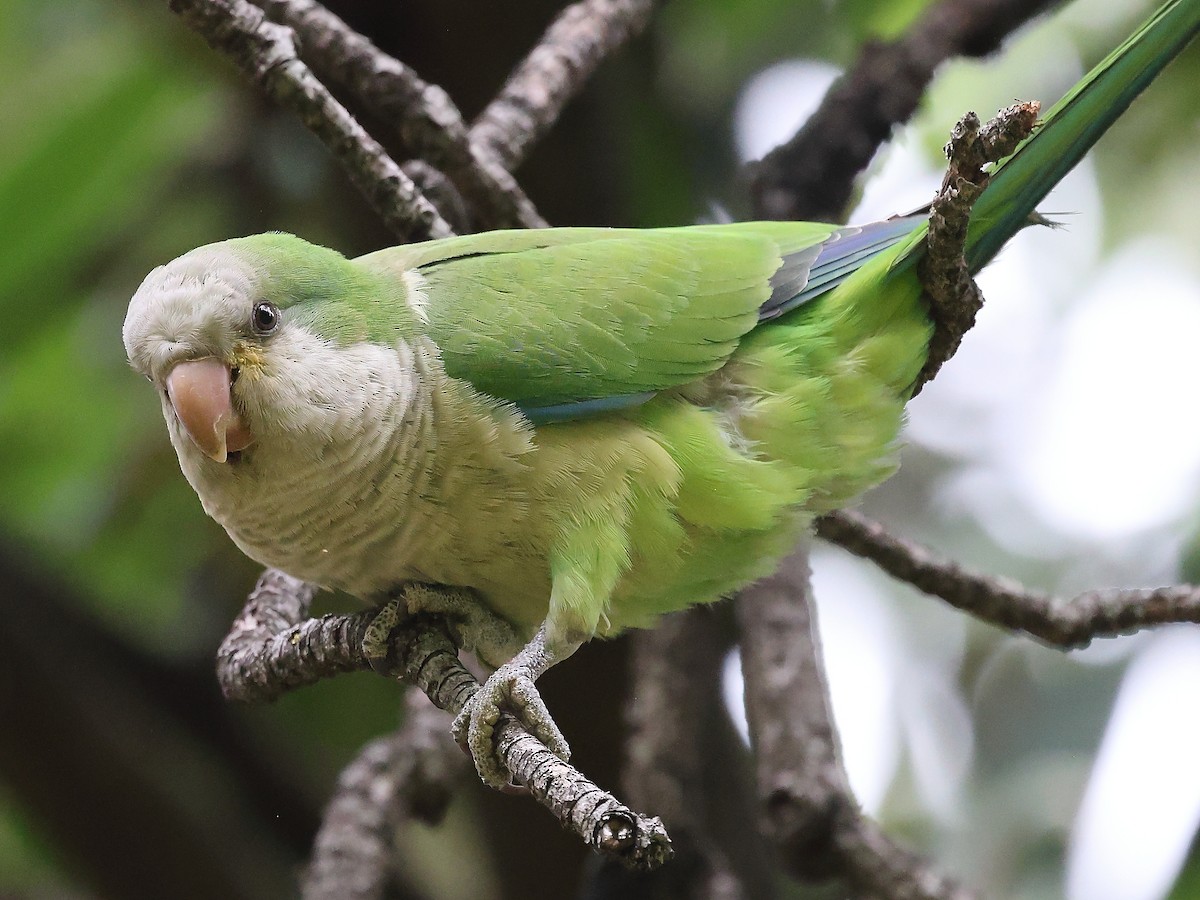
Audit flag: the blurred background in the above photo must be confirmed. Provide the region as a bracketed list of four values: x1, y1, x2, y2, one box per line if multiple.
[2, 0, 1200, 897]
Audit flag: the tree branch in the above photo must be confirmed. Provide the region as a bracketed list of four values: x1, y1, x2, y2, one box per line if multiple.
[251, 0, 547, 230]
[216, 569, 370, 703]
[915, 101, 1039, 391]
[392, 614, 673, 871]
[618, 610, 754, 898]
[470, 0, 655, 173]
[818, 509, 1200, 647]
[730, 101, 1036, 897]
[302, 691, 464, 900]
[169, 0, 454, 241]
[217, 572, 673, 870]
[736, 542, 974, 898]
[748, 0, 1060, 222]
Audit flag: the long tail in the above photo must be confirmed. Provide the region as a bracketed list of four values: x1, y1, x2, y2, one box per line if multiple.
[964, 0, 1200, 271]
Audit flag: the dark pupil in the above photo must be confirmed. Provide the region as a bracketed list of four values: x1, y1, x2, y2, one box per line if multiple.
[254, 304, 277, 331]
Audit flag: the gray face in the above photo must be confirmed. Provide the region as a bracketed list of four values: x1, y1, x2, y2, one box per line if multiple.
[123, 246, 260, 386]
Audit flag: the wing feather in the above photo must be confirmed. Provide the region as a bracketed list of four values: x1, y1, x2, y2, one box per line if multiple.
[354, 220, 917, 422]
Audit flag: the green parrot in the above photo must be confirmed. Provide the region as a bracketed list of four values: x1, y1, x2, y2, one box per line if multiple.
[124, 0, 1198, 787]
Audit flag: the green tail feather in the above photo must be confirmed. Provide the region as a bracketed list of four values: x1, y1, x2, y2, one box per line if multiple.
[965, 0, 1200, 271]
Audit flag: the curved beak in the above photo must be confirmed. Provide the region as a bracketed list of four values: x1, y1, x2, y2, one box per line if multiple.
[165, 358, 254, 463]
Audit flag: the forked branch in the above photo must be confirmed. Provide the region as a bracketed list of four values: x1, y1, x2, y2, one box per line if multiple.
[169, 0, 454, 240]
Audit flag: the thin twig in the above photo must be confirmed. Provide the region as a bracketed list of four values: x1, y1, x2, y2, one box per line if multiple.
[748, 0, 1060, 222]
[818, 509, 1200, 648]
[217, 572, 673, 870]
[392, 618, 673, 870]
[169, 0, 454, 241]
[915, 101, 1039, 391]
[470, 0, 655, 173]
[252, 0, 547, 230]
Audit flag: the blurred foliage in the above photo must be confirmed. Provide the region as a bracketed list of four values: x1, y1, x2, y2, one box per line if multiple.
[3, 0, 1200, 897]
[0, 0, 226, 642]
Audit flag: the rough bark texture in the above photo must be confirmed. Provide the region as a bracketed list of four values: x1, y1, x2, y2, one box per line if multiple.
[253, 0, 547, 230]
[217, 573, 674, 870]
[170, 0, 454, 240]
[915, 101, 1039, 391]
[736, 544, 975, 898]
[302, 692, 463, 900]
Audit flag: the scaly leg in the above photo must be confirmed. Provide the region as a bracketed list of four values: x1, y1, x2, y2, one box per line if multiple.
[453, 622, 579, 788]
[362, 585, 579, 787]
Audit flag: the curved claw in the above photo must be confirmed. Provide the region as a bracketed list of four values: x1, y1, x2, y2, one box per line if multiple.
[362, 597, 406, 676]
[454, 662, 571, 789]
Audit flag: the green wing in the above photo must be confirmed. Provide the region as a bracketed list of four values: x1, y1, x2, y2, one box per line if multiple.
[356, 224, 839, 419]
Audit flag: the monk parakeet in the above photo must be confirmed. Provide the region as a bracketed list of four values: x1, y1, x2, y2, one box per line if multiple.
[124, 0, 1198, 787]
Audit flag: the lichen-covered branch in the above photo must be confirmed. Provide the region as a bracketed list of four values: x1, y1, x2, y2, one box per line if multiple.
[169, 0, 454, 241]
[818, 509, 1200, 648]
[735, 542, 974, 898]
[390, 619, 673, 870]
[217, 573, 673, 870]
[216, 569, 371, 702]
[915, 101, 1039, 391]
[749, 0, 1060, 222]
[251, 0, 546, 230]
[302, 692, 464, 900]
[470, 0, 655, 173]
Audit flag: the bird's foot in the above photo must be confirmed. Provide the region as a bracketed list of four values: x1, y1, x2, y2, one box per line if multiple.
[452, 659, 571, 788]
[362, 595, 406, 675]
[401, 583, 523, 669]
[363, 585, 521, 675]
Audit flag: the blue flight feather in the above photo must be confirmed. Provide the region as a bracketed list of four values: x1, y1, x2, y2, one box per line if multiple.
[521, 391, 659, 424]
[761, 213, 926, 321]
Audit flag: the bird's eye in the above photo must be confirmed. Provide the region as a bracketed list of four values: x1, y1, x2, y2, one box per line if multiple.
[251, 302, 280, 335]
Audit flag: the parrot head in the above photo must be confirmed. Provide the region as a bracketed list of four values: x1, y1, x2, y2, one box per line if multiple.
[124, 242, 267, 463]
[123, 233, 414, 468]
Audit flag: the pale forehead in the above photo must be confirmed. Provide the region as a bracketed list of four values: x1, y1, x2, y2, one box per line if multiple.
[123, 245, 262, 368]
[142, 245, 258, 302]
